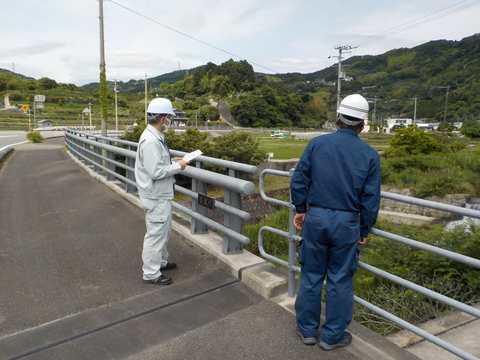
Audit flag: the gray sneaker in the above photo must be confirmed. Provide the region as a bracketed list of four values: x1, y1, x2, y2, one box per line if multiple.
[319, 331, 352, 350]
[296, 327, 317, 345]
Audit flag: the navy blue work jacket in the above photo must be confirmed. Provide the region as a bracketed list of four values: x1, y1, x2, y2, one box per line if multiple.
[290, 128, 381, 238]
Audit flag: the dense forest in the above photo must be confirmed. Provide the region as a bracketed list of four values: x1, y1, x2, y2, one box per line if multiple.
[1, 34, 479, 131]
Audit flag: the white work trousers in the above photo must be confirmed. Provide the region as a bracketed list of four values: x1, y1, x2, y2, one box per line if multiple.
[140, 197, 172, 280]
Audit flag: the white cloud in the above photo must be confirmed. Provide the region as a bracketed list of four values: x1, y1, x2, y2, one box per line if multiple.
[0, 0, 478, 85]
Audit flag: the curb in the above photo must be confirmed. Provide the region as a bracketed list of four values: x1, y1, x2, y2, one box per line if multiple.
[0, 147, 14, 164]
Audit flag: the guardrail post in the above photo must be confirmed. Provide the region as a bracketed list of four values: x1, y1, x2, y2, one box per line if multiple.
[222, 169, 244, 254]
[190, 161, 209, 234]
[106, 142, 116, 181]
[73, 131, 87, 163]
[93, 138, 102, 173]
[125, 156, 136, 193]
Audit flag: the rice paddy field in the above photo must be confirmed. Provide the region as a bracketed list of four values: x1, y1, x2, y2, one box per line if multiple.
[256, 133, 391, 159]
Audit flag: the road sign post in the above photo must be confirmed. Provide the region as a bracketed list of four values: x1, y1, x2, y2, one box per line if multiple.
[33, 95, 45, 130]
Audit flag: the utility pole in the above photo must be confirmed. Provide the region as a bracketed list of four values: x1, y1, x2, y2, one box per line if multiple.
[331, 45, 356, 109]
[99, 0, 107, 136]
[367, 98, 380, 132]
[114, 80, 118, 132]
[145, 73, 148, 125]
[441, 86, 450, 144]
[410, 97, 417, 125]
[372, 98, 379, 129]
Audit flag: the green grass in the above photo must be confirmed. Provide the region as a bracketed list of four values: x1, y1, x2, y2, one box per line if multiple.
[260, 147, 304, 159]
[257, 133, 391, 159]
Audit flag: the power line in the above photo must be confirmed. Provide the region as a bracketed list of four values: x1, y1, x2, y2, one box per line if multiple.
[106, 0, 279, 73]
[272, 58, 332, 71]
[347, 0, 480, 48]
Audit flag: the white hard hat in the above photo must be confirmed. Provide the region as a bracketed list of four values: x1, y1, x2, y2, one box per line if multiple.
[147, 98, 175, 116]
[337, 94, 369, 125]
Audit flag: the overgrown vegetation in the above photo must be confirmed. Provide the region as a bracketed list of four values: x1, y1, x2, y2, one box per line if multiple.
[355, 220, 480, 335]
[243, 207, 480, 336]
[26, 131, 43, 143]
[120, 125, 268, 172]
[382, 125, 480, 197]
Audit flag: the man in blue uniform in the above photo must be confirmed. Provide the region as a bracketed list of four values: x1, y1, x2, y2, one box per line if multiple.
[291, 94, 381, 350]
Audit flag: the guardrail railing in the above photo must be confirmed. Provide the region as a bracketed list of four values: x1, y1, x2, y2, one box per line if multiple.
[64, 129, 257, 254]
[258, 168, 480, 360]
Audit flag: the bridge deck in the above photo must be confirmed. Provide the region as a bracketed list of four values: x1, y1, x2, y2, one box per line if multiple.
[0, 137, 418, 360]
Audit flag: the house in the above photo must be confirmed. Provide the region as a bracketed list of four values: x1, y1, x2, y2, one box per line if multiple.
[385, 117, 415, 130]
[416, 122, 439, 131]
[172, 108, 188, 127]
[37, 120, 53, 129]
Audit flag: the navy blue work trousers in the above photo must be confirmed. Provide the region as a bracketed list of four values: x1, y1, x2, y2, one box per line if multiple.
[295, 206, 360, 345]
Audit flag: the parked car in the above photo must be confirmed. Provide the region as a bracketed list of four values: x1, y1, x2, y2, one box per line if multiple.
[270, 130, 284, 137]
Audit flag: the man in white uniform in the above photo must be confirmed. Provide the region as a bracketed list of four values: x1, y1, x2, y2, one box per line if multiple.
[135, 98, 189, 285]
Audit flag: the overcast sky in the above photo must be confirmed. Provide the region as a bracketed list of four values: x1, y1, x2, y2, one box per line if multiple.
[1, 0, 479, 86]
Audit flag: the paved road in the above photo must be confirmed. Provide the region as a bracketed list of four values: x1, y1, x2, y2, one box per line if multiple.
[0, 130, 66, 151]
[0, 137, 419, 360]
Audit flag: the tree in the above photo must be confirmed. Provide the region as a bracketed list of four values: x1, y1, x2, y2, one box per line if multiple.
[37, 77, 58, 90]
[210, 75, 233, 97]
[163, 128, 211, 154]
[386, 125, 443, 157]
[230, 96, 271, 127]
[199, 104, 220, 122]
[460, 119, 480, 138]
[210, 131, 267, 166]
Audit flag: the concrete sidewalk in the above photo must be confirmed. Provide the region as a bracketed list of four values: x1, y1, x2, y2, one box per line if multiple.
[0, 137, 419, 360]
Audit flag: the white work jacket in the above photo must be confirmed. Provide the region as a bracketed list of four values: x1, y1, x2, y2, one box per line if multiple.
[134, 125, 181, 200]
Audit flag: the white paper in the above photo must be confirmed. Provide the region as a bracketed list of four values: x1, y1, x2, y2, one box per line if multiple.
[183, 149, 203, 162]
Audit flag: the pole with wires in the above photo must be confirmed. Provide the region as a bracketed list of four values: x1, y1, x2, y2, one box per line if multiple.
[332, 45, 356, 109]
[99, 0, 107, 136]
[441, 86, 450, 144]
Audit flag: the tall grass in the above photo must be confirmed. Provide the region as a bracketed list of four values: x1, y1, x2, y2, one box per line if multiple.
[243, 207, 292, 261]
[382, 151, 480, 197]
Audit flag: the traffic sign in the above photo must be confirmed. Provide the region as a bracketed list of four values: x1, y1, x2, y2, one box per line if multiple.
[21, 105, 29, 112]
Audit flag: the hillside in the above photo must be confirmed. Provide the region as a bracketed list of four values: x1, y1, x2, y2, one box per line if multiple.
[1, 34, 479, 130]
[82, 69, 190, 92]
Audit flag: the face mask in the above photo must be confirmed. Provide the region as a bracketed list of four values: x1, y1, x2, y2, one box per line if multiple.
[162, 116, 172, 131]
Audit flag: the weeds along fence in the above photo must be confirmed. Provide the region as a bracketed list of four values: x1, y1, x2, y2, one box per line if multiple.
[259, 168, 480, 360]
[64, 129, 257, 254]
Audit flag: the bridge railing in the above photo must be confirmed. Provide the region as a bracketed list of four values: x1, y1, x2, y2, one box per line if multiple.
[258, 168, 480, 360]
[64, 129, 257, 254]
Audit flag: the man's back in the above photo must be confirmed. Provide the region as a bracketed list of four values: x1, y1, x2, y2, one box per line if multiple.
[291, 128, 381, 236]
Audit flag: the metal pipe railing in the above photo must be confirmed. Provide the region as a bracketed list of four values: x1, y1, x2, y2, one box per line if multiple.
[257, 168, 480, 360]
[64, 129, 256, 254]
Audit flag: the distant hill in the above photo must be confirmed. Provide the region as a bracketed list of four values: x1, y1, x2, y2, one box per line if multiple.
[0, 68, 34, 80]
[82, 69, 192, 92]
[2, 33, 479, 123]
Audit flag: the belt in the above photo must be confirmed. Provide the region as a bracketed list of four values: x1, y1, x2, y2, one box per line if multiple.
[309, 203, 326, 209]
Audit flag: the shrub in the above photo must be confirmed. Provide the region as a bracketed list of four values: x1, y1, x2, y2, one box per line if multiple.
[354, 220, 480, 335]
[26, 131, 44, 143]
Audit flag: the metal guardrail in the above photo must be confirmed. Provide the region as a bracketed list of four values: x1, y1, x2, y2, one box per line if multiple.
[64, 129, 257, 254]
[258, 168, 480, 360]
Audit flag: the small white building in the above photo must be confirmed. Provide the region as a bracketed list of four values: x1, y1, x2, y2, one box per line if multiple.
[37, 120, 53, 129]
[386, 118, 413, 130]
